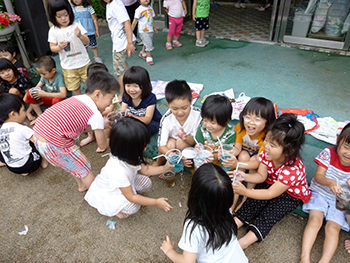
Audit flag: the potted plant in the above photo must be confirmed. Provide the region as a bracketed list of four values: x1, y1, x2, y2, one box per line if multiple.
[0, 11, 20, 37]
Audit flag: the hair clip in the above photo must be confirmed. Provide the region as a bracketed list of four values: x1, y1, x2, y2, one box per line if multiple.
[288, 124, 292, 128]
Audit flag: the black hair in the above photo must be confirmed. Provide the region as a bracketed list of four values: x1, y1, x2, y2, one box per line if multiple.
[336, 122, 350, 150]
[0, 58, 20, 79]
[185, 163, 238, 252]
[239, 97, 276, 133]
[35, 55, 56, 72]
[201, 95, 232, 127]
[71, 0, 92, 7]
[0, 93, 25, 121]
[0, 41, 15, 55]
[85, 70, 119, 95]
[165, 80, 192, 104]
[109, 117, 151, 166]
[267, 113, 305, 165]
[47, 0, 75, 28]
[99, 0, 107, 8]
[123, 66, 152, 101]
[87, 62, 108, 77]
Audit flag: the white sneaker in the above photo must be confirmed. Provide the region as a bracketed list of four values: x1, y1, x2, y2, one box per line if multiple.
[135, 38, 143, 45]
[240, 3, 246, 8]
[201, 38, 209, 45]
[195, 40, 206, 47]
[234, 3, 241, 8]
[95, 57, 103, 63]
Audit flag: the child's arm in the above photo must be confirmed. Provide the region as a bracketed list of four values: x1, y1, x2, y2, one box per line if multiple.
[35, 81, 44, 89]
[49, 42, 68, 53]
[33, 86, 67, 99]
[153, 22, 158, 34]
[164, 7, 169, 15]
[233, 142, 242, 157]
[230, 162, 268, 184]
[74, 26, 89, 45]
[161, 236, 197, 263]
[192, 0, 197, 21]
[123, 20, 136, 57]
[176, 128, 195, 146]
[140, 161, 174, 176]
[131, 18, 139, 33]
[120, 185, 173, 211]
[314, 165, 341, 194]
[182, 0, 188, 15]
[128, 105, 155, 125]
[94, 129, 109, 150]
[223, 155, 259, 170]
[91, 13, 100, 38]
[158, 145, 171, 156]
[102, 103, 114, 116]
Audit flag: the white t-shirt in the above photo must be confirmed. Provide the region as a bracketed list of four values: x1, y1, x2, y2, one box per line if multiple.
[84, 156, 141, 217]
[106, 0, 135, 53]
[163, 0, 185, 18]
[134, 5, 155, 33]
[48, 22, 90, 70]
[0, 122, 34, 168]
[178, 220, 248, 263]
[157, 106, 201, 147]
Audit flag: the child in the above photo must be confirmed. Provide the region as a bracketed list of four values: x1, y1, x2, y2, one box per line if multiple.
[25, 55, 67, 125]
[192, 0, 210, 47]
[0, 58, 34, 98]
[47, 0, 91, 96]
[33, 70, 119, 192]
[232, 113, 311, 249]
[345, 181, 350, 254]
[163, 0, 187, 50]
[0, 94, 48, 175]
[160, 163, 248, 262]
[195, 94, 235, 163]
[71, 0, 103, 63]
[100, 0, 135, 100]
[0, 41, 29, 77]
[157, 80, 201, 165]
[84, 117, 174, 218]
[301, 122, 350, 263]
[131, 0, 158, 65]
[120, 66, 161, 135]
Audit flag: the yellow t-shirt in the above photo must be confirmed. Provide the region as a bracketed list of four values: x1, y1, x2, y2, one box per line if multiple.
[234, 123, 265, 156]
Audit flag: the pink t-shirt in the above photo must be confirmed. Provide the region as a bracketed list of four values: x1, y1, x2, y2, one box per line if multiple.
[163, 0, 185, 18]
[259, 150, 311, 203]
[120, 0, 137, 6]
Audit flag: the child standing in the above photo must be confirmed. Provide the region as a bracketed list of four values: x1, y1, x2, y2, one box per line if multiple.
[0, 41, 29, 77]
[71, 0, 103, 63]
[163, 0, 187, 50]
[100, 0, 135, 100]
[301, 123, 350, 263]
[47, 0, 91, 96]
[120, 66, 162, 135]
[195, 94, 235, 163]
[232, 113, 311, 249]
[161, 163, 248, 262]
[131, 0, 158, 65]
[25, 55, 67, 125]
[33, 71, 119, 192]
[157, 80, 201, 165]
[0, 94, 48, 175]
[85, 117, 174, 218]
[192, 0, 210, 47]
[0, 58, 33, 98]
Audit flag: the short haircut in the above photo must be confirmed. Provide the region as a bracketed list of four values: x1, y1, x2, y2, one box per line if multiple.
[47, 0, 75, 28]
[268, 113, 305, 165]
[71, 0, 92, 7]
[201, 95, 232, 127]
[336, 122, 350, 150]
[0, 93, 25, 121]
[87, 62, 108, 77]
[165, 80, 192, 104]
[35, 55, 56, 72]
[109, 117, 151, 166]
[123, 66, 152, 101]
[85, 70, 120, 95]
[239, 97, 276, 133]
[0, 58, 20, 79]
[0, 41, 15, 55]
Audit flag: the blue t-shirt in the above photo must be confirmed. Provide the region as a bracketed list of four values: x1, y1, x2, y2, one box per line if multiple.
[40, 72, 65, 93]
[122, 93, 162, 123]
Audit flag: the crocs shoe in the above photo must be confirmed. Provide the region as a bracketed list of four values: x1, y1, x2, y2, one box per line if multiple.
[172, 40, 182, 47]
[146, 57, 154, 65]
[240, 3, 246, 8]
[234, 3, 241, 8]
[95, 57, 103, 63]
[139, 51, 147, 59]
[265, 3, 271, 8]
[166, 42, 172, 50]
[258, 6, 265, 11]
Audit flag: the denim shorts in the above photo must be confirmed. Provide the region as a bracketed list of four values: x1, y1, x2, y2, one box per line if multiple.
[85, 34, 98, 48]
[302, 191, 350, 231]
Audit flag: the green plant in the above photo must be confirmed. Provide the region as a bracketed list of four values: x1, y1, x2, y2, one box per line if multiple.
[91, 0, 105, 19]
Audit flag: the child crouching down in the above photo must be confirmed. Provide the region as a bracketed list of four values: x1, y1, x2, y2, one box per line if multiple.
[0, 94, 48, 175]
[33, 71, 119, 192]
[85, 117, 174, 218]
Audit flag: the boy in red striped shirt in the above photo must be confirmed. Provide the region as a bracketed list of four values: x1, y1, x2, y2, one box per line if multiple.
[33, 71, 119, 192]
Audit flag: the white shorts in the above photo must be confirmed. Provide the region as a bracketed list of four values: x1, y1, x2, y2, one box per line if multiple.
[140, 32, 154, 52]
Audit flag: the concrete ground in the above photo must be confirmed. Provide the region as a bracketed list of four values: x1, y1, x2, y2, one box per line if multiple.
[1, 26, 350, 262]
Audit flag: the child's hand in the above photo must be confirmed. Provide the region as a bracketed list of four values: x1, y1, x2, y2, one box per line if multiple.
[232, 181, 247, 195]
[347, 178, 350, 187]
[222, 155, 238, 168]
[227, 170, 246, 182]
[126, 42, 135, 57]
[74, 26, 82, 38]
[176, 128, 187, 141]
[329, 180, 342, 195]
[33, 90, 44, 99]
[156, 198, 173, 212]
[96, 31, 100, 39]
[58, 41, 68, 51]
[160, 235, 175, 255]
[192, 15, 197, 21]
[164, 160, 175, 171]
[154, 28, 158, 34]
[182, 157, 192, 168]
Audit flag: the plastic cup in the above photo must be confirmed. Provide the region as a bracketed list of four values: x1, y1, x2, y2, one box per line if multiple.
[194, 146, 213, 169]
[182, 147, 197, 169]
[162, 170, 175, 188]
[219, 144, 235, 172]
[107, 111, 122, 124]
[64, 41, 71, 52]
[29, 87, 43, 104]
[165, 149, 183, 173]
[336, 185, 350, 211]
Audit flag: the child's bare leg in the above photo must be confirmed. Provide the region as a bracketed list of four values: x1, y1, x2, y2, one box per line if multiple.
[300, 210, 324, 263]
[41, 157, 48, 169]
[238, 230, 259, 249]
[73, 87, 82, 96]
[319, 221, 341, 263]
[0, 161, 5, 167]
[175, 138, 192, 151]
[167, 36, 172, 43]
[26, 105, 36, 121]
[116, 211, 130, 219]
[234, 151, 251, 211]
[74, 171, 94, 192]
[234, 216, 244, 229]
[91, 47, 100, 58]
[80, 132, 96, 147]
[21, 173, 29, 176]
[345, 214, 350, 253]
[174, 36, 180, 41]
[196, 30, 202, 41]
[146, 51, 152, 58]
[117, 60, 128, 101]
[30, 104, 43, 125]
[232, 193, 240, 211]
[96, 128, 111, 153]
[235, 182, 256, 212]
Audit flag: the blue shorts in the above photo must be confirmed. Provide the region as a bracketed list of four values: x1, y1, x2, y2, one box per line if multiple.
[85, 35, 98, 48]
[302, 191, 350, 231]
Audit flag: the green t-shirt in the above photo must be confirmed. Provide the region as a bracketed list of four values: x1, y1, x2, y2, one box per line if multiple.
[195, 0, 210, 18]
[40, 72, 65, 93]
[195, 123, 236, 152]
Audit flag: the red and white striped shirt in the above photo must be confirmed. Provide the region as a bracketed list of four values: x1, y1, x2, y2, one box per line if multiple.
[34, 95, 104, 148]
